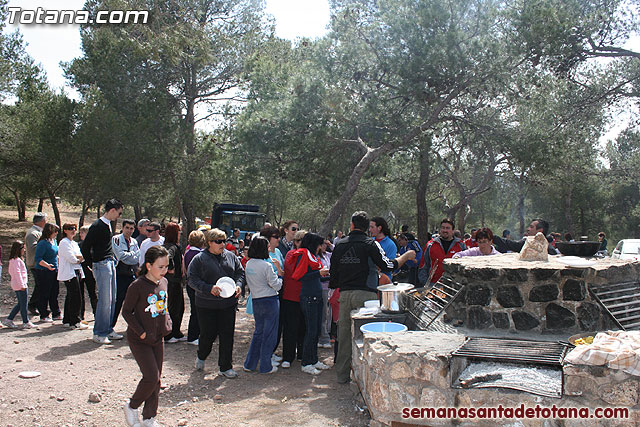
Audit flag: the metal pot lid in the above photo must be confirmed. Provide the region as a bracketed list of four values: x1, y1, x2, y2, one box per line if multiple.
[377, 283, 415, 292]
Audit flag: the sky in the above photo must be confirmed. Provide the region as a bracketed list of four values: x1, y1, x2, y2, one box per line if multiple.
[4, 0, 331, 92]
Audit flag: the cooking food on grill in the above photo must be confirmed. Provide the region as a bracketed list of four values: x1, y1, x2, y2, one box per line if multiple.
[574, 336, 594, 345]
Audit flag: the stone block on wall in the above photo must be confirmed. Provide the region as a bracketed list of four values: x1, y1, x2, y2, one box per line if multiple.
[497, 286, 524, 308]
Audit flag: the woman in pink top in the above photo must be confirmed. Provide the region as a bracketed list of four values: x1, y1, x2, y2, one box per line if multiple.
[3, 241, 34, 328]
[452, 228, 500, 258]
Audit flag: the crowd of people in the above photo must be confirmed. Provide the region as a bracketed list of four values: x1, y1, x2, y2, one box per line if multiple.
[0, 201, 611, 427]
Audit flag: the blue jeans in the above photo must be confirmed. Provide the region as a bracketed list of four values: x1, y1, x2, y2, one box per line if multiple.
[244, 295, 279, 373]
[300, 295, 322, 366]
[8, 289, 29, 323]
[93, 259, 117, 337]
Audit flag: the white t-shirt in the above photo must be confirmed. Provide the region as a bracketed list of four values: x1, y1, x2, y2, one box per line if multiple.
[139, 237, 165, 266]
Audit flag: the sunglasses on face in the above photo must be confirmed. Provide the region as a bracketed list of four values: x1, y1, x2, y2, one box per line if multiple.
[147, 228, 158, 233]
[291, 227, 298, 231]
[212, 239, 226, 244]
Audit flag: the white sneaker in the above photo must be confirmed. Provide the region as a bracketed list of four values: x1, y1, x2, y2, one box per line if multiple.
[301, 365, 321, 375]
[70, 323, 89, 330]
[318, 343, 332, 349]
[40, 317, 53, 323]
[314, 361, 331, 370]
[62, 323, 71, 328]
[2, 318, 16, 328]
[93, 335, 111, 344]
[195, 358, 205, 371]
[21, 321, 36, 329]
[271, 354, 282, 362]
[141, 417, 162, 427]
[272, 360, 280, 367]
[175, 336, 187, 342]
[166, 337, 180, 343]
[263, 366, 277, 374]
[281, 361, 291, 368]
[123, 402, 141, 426]
[187, 339, 199, 346]
[107, 331, 123, 340]
[220, 368, 238, 378]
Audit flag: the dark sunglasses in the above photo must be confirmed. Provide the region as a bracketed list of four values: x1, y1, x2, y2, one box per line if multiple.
[64, 227, 77, 231]
[291, 227, 298, 231]
[146, 228, 158, 233]
[212, 239, 226, 244]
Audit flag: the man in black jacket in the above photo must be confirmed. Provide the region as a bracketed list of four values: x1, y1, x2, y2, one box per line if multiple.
[81, 198, 123, 344]
[492, 219, 557, 255]
[330, 211, 415, 384]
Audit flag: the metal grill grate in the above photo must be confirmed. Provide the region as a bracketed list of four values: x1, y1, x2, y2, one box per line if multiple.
[451, 337, 568, 366]
[590, 282, 640, 331]
[407, 276, 465, 330]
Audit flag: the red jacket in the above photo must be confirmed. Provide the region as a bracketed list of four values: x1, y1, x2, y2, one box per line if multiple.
[418, 236, 466, 285]
[282, 250, 302, 302]
[464, 238, 478, 248]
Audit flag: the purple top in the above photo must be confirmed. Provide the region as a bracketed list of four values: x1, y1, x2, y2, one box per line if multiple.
[183, 247, 202, 278]
[452, 246, 500, 258]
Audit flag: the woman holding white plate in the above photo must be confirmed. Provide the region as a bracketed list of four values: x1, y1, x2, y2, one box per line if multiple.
[187, 229, 245, 378]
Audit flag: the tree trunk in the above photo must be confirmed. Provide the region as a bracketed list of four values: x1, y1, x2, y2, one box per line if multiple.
[319, 143, 393, 236]
[134, 205, 143, 222]
[181, 200, 195, 250]
[37, 197, 44, 212]
[517, 194, 525, 238]
[580, 207, 586, 237]
[79, 193, 90, 227]
[19, 199, 26, 222]
[79, 202, 86, 228]
[564, 187, 573, 235]
[48, 191, 62, 229]
[8, 188, 26, 221]
[416, 140, 431, 246]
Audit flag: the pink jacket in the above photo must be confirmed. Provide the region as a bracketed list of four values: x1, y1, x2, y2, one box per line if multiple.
[9, 258, 28, 290]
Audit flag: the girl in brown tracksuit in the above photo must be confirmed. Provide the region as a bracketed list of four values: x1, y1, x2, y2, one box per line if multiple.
[122, 246, 172, 427]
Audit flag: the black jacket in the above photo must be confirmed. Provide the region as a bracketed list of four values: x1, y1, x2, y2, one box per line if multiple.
[187, 248, 245, 310]
[329, 230, 398, 292]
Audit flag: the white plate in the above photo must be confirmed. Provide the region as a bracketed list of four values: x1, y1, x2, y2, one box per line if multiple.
[557, 256, 597, 268]
[19, 371, 41, 379]
[216, 277, 236, 298]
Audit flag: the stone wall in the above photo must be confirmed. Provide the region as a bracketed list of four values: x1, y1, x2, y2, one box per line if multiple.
[442, 254, 640, 334]
[353, 329, 640, 426]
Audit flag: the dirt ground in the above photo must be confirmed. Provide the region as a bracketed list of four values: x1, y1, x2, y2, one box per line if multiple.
[0, 203, 370, 427]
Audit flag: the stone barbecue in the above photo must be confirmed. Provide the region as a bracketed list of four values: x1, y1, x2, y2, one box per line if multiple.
[442, 253, 638, 334]
[350, 255, 640, 426]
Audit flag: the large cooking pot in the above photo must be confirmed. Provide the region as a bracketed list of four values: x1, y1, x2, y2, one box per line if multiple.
[556, 241, 600, 257]
[377, 283, 415, 313]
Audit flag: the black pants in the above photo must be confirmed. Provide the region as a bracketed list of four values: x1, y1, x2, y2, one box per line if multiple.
[273, 293, 284, 353]
[281, 299, 305, 363]
[28, 267, 41, 314]
[186, 285, 200, 342]
[36, 269, 60, 319]
[62, 271, 83, 326]
[112, 274, 135, 327]
[128, 337, 164, 420]
[165, 280, 185, 340]
[196, 304, 236, 371]
[80, 264, 98, 319]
